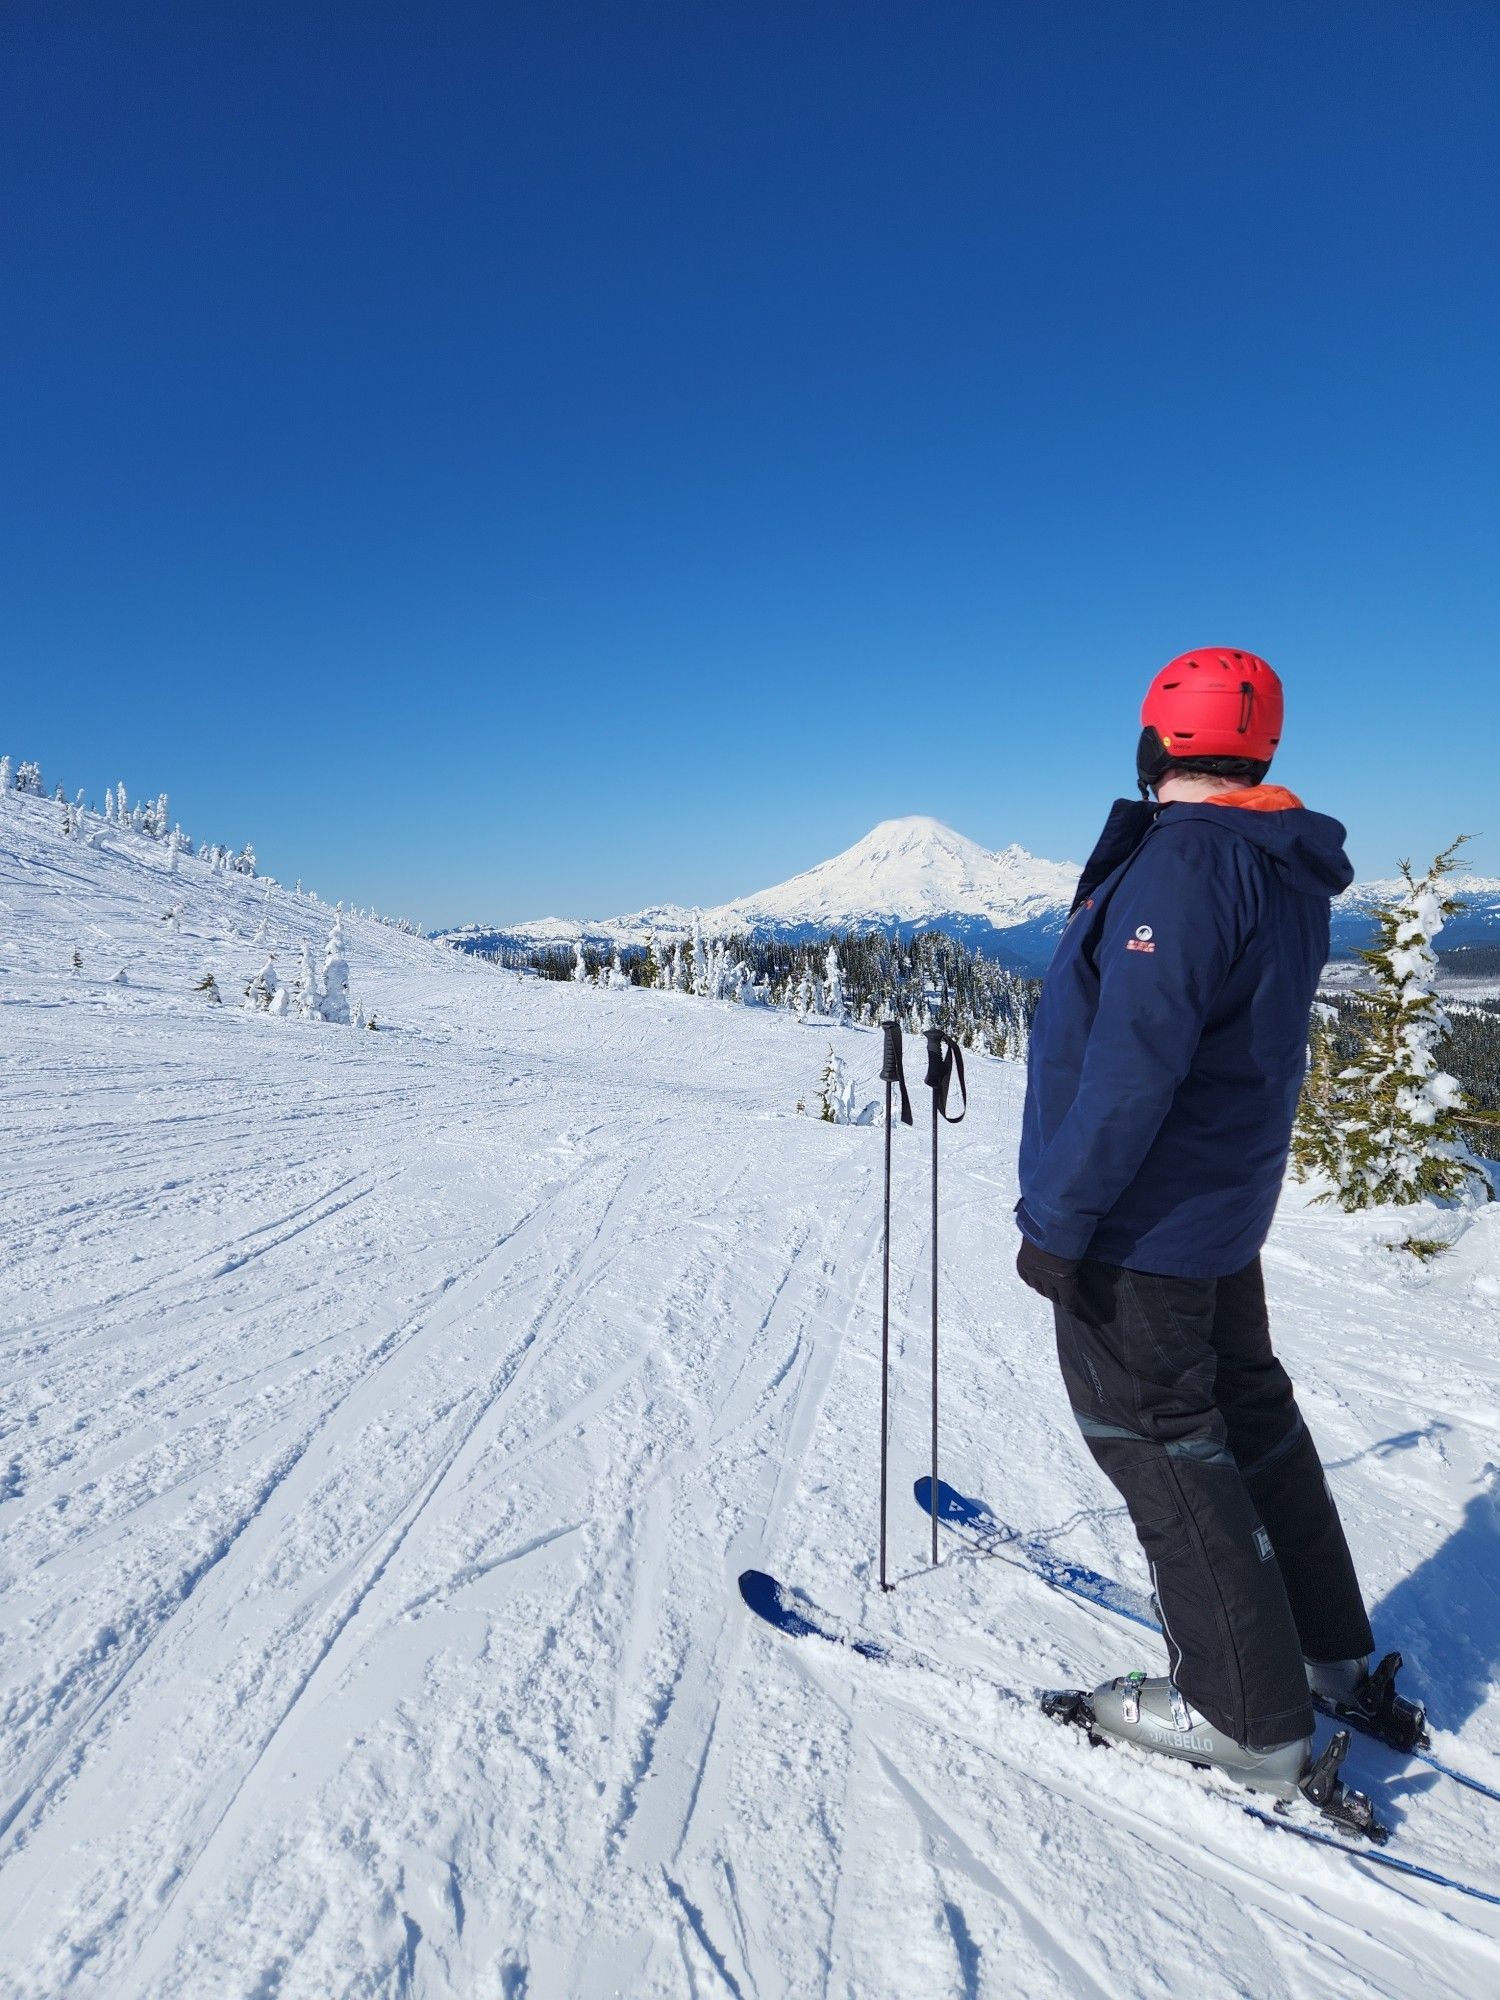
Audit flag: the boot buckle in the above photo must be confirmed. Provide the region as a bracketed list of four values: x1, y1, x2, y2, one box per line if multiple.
[1121, 1671, 1145, 1725]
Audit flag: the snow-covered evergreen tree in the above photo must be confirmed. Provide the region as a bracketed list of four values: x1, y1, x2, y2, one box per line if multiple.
[245, 959, 281, 1012]
[292, 941, 322, 1020]
[17, 761, 43, 796]
[691, 913, 709, 998]
[320, 913, 351, 1024]
[824, 944, 847, 1025]
[793, 969, 814, 1020]
[115, 781, 128, 823]
[572, 938, 589, 984]
[194, 972, 222, 1005]
[816, 1046, 858, 1125]
[640, 935, 661, 991]
[608, 950, 631, 991]
[1293, 841, 1488, 1211]
[233, 843, 257, 876]
[167, 827, 181, 874]
[0, 755, 11, 794]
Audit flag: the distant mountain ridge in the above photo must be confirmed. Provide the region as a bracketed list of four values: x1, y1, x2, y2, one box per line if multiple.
[443, 815, 1500, 977]
[443, 817, 1082, 973]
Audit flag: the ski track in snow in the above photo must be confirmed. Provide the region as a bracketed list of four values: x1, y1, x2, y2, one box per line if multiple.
[3, 791, 1500, 1998]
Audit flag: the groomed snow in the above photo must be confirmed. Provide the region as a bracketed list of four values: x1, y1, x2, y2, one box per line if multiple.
[3, 790, 1500, 1998]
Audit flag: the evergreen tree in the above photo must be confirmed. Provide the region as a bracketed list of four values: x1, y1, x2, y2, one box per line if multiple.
[194, 971, 223, 1004]
[691, 913, 709, 997]
[1294, 842, 1488, 1210]
[572, 938, 589, 984]
[17, 761, 43, 795]
[640, 934, 660, 990]
[0, 755, 11, 794]
[293, 941, 322, 1019]
[824, 943, 847, 1025]
[245, 959, 280, 1012]
[816, 1046, 857, 1124]
[320, 913, 351, 1023]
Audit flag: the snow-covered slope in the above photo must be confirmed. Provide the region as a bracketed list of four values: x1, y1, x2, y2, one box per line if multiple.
[5, 786, 1500, 1998]
[446, 815, 1080, 969]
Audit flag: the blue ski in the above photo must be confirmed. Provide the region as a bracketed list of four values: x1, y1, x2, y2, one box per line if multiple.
[738, 1569, 888, 1659]
[915, 1477, 1156, 1630]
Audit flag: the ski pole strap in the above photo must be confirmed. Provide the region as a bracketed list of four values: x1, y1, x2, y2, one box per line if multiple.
[880, 1021, 913, 1125]
[922, 1029, 968, 1124]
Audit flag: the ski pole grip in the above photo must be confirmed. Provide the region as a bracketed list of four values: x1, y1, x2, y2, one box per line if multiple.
[923, 1027, 946, 1091]
[880, 1021, 904, 1083]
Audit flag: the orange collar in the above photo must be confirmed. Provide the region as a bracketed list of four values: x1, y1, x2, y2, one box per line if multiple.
[1202, 785, 1303, 813]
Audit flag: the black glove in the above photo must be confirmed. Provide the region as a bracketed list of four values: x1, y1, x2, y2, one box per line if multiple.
[1016, 1237, 1083, 1313]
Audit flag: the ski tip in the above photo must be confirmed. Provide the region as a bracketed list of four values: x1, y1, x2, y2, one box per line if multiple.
[914, 1476, 992, 1528]
[738, 1569, 783, 1617]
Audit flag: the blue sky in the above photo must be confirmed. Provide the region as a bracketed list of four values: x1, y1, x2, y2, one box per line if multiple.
[5, 0, 1496, 927]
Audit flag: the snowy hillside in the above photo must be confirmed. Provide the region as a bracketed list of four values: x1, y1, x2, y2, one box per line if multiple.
[5, 785, 1500, 1998]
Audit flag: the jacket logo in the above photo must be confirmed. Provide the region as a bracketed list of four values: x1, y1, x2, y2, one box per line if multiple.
[1126, 924, 1155, 954]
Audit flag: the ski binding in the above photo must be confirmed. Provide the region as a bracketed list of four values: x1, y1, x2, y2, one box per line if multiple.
[1040, 1687, 1389, 1844]
[1313, 1650, 1429, 1756]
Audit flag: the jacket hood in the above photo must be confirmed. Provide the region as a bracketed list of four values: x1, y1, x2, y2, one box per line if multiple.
[1164, 791, 1354, 899]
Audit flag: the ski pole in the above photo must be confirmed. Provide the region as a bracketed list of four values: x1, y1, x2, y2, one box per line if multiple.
[878, 1019, 912, 1592]
[921, 1025, 967, 1567]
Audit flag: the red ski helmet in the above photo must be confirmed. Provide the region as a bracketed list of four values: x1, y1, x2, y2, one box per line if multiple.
[1137, 648, 1283, 795]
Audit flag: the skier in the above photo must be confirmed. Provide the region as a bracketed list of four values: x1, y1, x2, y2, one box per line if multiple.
[1015, 648, 1390, 1803]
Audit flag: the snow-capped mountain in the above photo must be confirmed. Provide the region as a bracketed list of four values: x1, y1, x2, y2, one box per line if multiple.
[1331, 873, 1500, 958]
[445, 815, 1082, 971]
[448, 817, 1500, 981]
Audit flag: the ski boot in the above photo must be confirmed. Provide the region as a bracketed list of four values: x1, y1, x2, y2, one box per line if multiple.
[1042, 1672, 1387, 1839]
[1307, 1651, 1429, 1754]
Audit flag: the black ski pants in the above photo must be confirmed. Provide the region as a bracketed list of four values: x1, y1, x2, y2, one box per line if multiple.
[1052, 1256, 1373, 1750]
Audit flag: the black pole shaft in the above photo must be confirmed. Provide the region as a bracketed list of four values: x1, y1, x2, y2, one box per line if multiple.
[880, 1075, 894, 1591]
[930, 1084, 939, 1566]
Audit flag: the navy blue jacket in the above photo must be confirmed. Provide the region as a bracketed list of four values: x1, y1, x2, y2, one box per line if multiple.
[1017, 791, 1354, 1278]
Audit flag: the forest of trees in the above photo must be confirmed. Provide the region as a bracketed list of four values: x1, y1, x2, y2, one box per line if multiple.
[478, 926, 1039, 1059]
